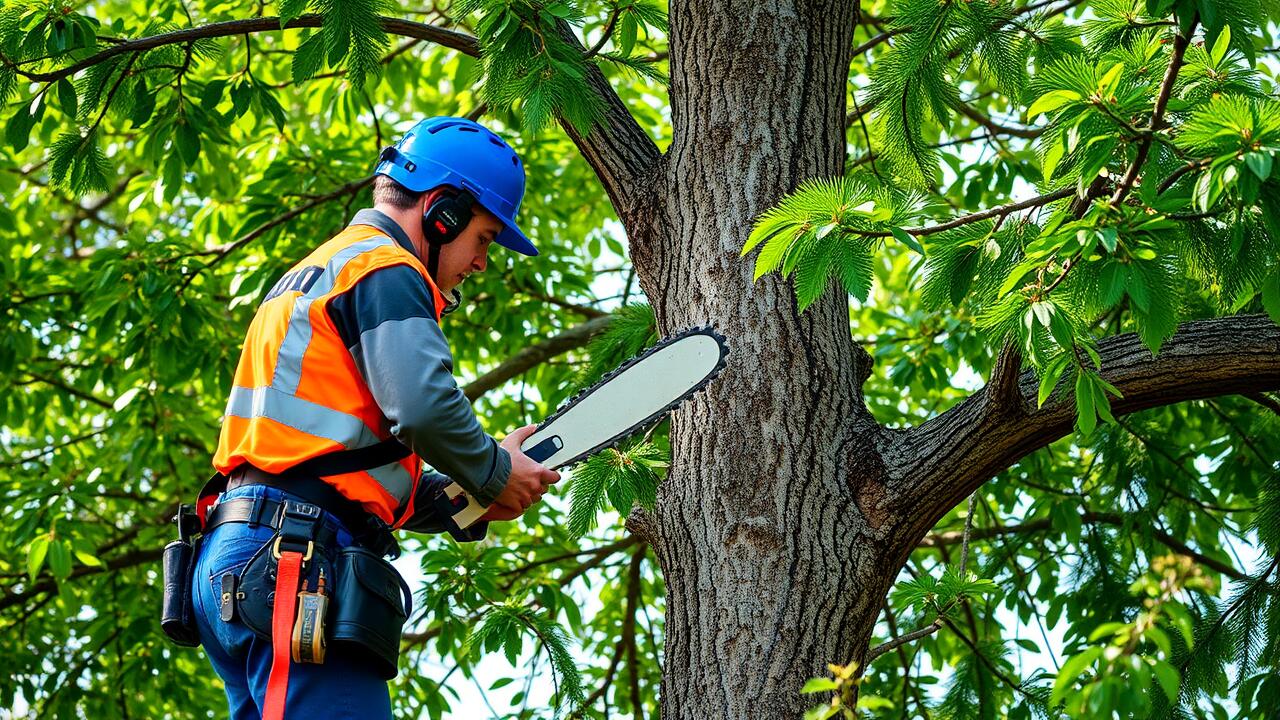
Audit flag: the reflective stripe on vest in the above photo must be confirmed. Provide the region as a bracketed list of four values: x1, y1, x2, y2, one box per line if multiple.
[214, 225, 445, 525]
[271, 237, 387, 395]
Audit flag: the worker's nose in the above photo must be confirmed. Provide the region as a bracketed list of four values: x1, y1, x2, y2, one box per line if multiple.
[474, 254, 487, 273]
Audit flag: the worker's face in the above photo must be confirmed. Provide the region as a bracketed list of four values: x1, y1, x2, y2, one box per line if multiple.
[434, 207, 503, 295]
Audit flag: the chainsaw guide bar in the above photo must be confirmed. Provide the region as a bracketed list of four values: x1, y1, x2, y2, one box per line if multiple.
[442, 326, 730, 530]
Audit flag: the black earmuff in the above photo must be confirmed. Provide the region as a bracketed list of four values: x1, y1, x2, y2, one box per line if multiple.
[422, 189, 475, 247]
[421, 188, 476, 282]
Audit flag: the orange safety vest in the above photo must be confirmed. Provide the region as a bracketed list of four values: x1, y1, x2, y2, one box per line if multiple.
[213, 223, 446, 526]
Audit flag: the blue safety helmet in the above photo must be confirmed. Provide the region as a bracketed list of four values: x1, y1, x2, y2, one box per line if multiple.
[375, 117, 537, 256]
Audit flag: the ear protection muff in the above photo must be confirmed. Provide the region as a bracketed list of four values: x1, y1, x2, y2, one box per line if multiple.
[421, 188, 475, 280]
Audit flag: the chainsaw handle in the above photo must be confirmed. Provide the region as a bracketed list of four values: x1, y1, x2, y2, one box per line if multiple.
[446, 435, 564, 530]
[444, 482, 488, 529]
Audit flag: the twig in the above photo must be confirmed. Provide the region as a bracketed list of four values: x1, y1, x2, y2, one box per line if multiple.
[172, 175, 374, 294]
[1157, 159, 1210, 194]
[583, 6, 622, 58]
[625, 546, 646, 720]
[866, 620, 943, 664]
[1108, 16, 1196, 206]
[1244, 392, 1280, 417]
[959, 493, 977, 577]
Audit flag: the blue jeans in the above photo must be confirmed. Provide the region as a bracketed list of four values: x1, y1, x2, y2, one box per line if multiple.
[193, 484, 393, 720]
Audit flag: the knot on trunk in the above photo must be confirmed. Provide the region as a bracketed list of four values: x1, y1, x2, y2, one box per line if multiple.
[853, 342, 874, 389]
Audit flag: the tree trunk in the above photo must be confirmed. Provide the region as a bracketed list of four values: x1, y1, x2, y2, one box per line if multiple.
[623, 0, 895, 715]
[583, 0, 1280, 716]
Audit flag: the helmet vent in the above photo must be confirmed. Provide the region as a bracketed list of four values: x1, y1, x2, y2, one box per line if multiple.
[459, 126, 479, 132]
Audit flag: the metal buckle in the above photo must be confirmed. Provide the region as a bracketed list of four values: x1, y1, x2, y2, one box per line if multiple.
[272, 537, 314, 562]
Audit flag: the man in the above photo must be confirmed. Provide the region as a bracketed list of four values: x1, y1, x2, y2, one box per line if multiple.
[192, 117, 559, 719]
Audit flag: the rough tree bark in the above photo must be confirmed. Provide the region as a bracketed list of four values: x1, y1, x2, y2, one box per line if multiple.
[550, 0, 1280, 717]
[630, 0, 892, 715]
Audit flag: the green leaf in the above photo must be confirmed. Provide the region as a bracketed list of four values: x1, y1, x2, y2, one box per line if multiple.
[801, 678, 839, 693]
[5, 106, 35, 152]
[73, 549, 102, 567]
[1162, 602, 1195, 650]
[890, 226, 924, 255]
[47, 538, 71, 578]
[1099, 262, 1127, 307]
[1209, 24, 1231, 66]
[1262, 272, 1280, 323]
[1042, 135, 1065, 183]
[292, 31, 326, 84]
[27, 534, 49, 581]
[56, 78, 77, 118]
[1075, 372, 1097, 435]
[1091, 378, 1116, 424]
[1127, 265, 1150, 312]
[1096, 62, 1124, 97]
[1052, 646, 1104, 705]
[255, 85, 287, 130]
[1152, 659, 1181, 703]
[619, 12, 638, 56]
[999, 260, 1040, 296]
[1027, 90, 1081, 119]
[1097, 228, 1118, 254]
[1244, 152, 1273, 181]
[804, 705, 839, 720]
[176, 121, 201, 168]
[1038, 355, 1071, 407]
[280, 0, 310, 27]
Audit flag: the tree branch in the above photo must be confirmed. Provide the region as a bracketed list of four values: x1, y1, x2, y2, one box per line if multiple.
[624, 545, 646, 720]
[1245, 392, 1280, 417]
[462, 315, 613, 401]
[856, 187, 1077, 239]
[952, 102, 1041, 140]
[918, 511, 1248, 581]
[2, 15, 478, 84]
[887, 314, 1280, 552]
[865, 620, 941, 664]
[551, 20, 663, 225]
[987, 343, 1024, 415]
[1109, 17, 1195, 206]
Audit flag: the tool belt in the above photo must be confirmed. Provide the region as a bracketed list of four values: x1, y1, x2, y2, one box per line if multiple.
[162, 446, 418, 713]
[217, 495, 412, 681]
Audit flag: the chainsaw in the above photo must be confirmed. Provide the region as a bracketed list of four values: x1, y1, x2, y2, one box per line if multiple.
[434, 326, 729, 530]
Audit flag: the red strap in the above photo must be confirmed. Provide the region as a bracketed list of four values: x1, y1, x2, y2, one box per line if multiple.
[262, 550, 304, 720]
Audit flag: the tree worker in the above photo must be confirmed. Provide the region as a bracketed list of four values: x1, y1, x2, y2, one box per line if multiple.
[183, 116, 561, 719]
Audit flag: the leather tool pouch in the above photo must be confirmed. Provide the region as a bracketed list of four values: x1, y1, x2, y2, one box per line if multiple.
[234, 502, 409, 679]
[160, 505, 201, 647]
[237, 505, 333, 660]
[329, 546, 412, 680]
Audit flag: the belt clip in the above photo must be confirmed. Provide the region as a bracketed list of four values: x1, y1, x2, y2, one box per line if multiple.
[174, 504, 201, 543]
[272, 536, 315, 562]
[278, 499, 321, 538]
[274, 501, 320, 564]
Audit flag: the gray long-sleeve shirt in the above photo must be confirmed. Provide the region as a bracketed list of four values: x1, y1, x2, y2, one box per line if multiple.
[327, 209, 510, 534]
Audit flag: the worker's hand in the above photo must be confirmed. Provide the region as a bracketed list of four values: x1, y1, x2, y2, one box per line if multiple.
[495, 424, 561, 513]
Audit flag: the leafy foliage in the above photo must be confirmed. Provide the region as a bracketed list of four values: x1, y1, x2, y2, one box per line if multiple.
[575, 301, 656, 388]
[467, 601, 586, 711]
[567, 441, 664, 536]
[743, 176, 923, 309]
[0, 0, 1276, 719]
